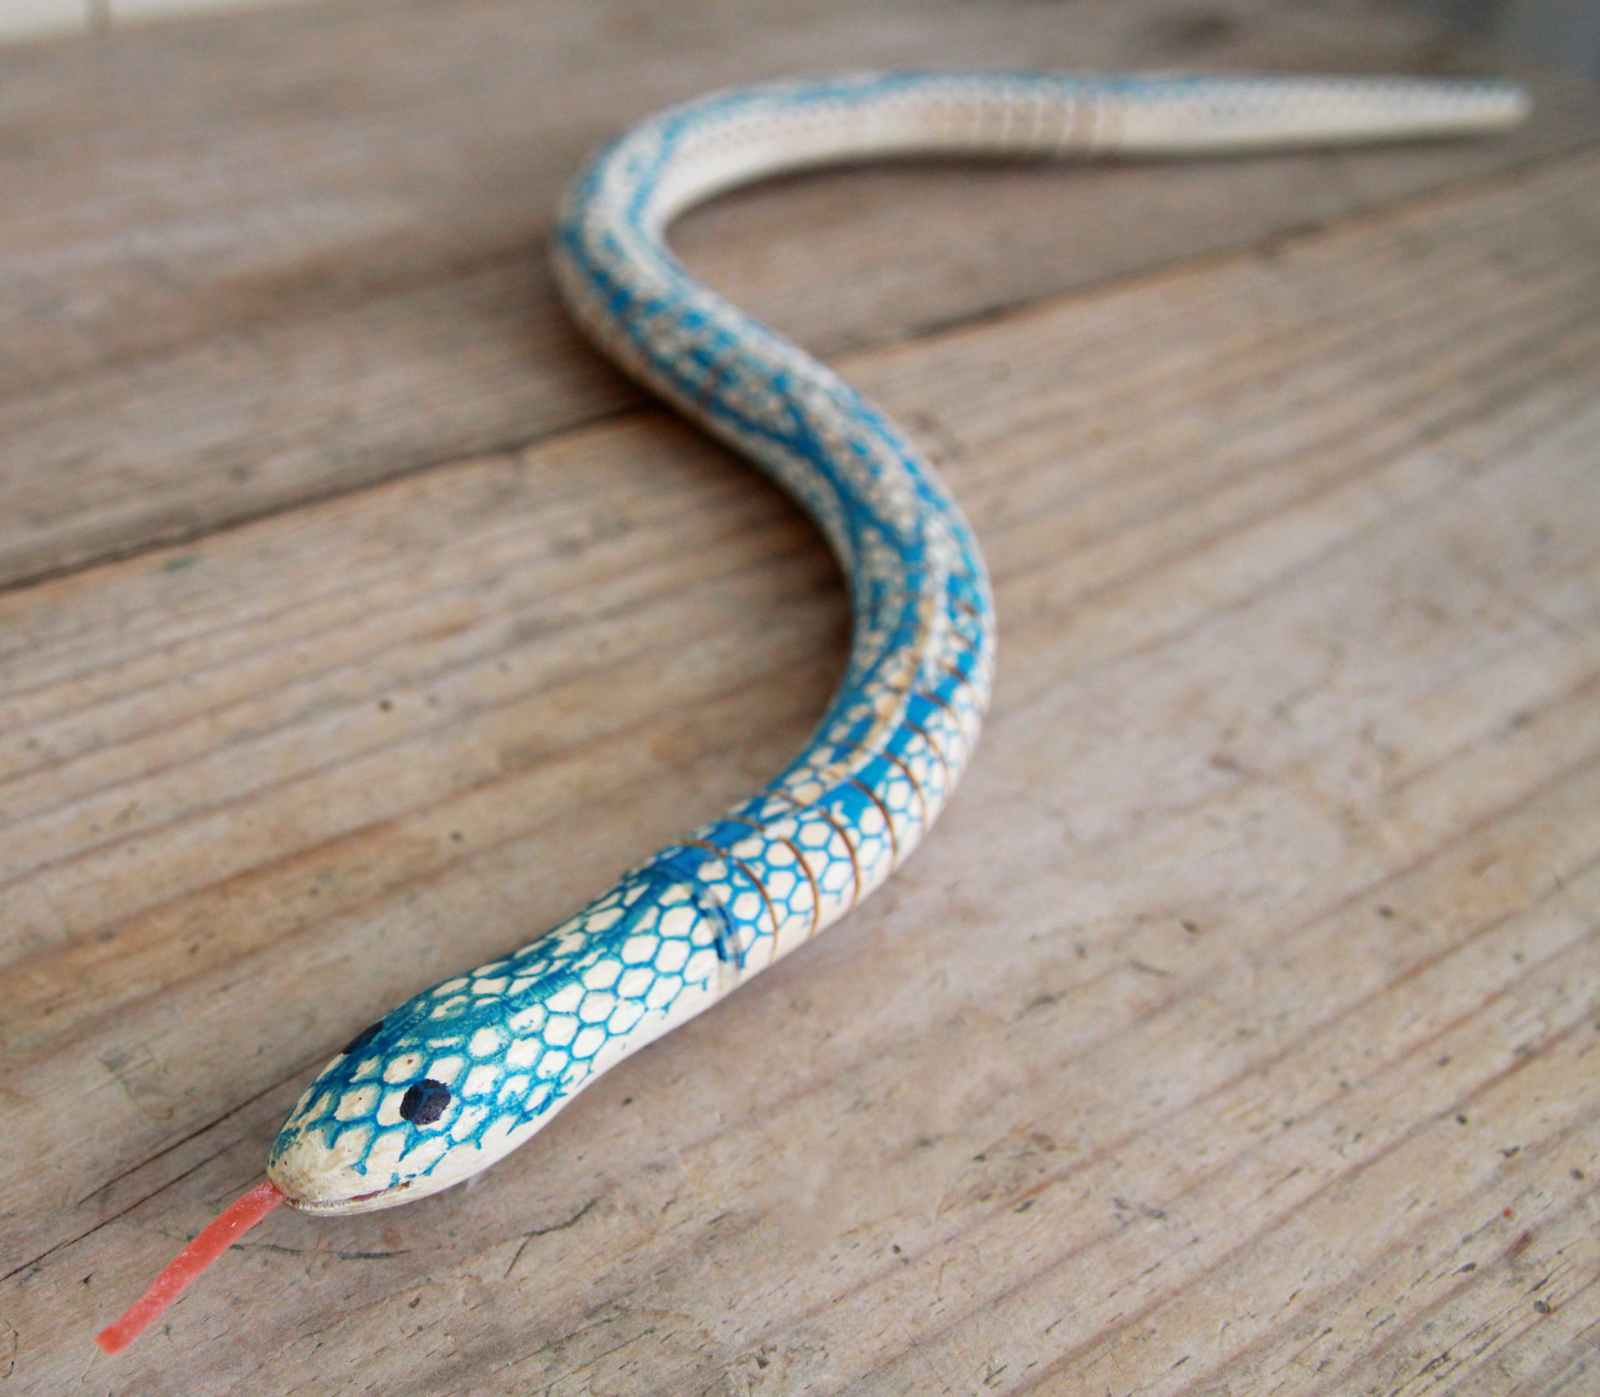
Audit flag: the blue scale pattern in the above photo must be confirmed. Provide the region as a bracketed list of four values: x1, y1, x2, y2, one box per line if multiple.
[266, 68, 1528, 1207]
[270, 76, 1007, 1210]
[268, 78, 997, 1209]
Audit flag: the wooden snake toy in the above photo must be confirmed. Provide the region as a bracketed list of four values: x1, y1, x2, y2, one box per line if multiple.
[98, 70, 1527, 1352]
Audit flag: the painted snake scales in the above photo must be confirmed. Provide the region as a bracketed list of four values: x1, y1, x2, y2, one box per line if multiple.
[258, 72, 1528, 1213]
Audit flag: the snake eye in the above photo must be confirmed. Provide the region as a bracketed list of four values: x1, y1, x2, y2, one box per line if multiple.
[341, 1019, 385, 1057]
[400, 1079, 451, 1125]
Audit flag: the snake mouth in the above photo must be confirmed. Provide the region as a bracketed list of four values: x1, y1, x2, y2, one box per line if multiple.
[284, 1180, 413, 1215]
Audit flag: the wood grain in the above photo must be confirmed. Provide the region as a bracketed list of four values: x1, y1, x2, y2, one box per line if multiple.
[3, 2, 1599, 1393]
[3, 0, 1599, 587]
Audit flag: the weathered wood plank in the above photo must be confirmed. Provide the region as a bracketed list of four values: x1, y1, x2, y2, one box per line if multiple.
[2, 0, 1597, 586]
[3, 141, 1597, 1391]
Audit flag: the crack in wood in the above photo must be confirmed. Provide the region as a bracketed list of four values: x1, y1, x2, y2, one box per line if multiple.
[503, 1196, 599, 1280]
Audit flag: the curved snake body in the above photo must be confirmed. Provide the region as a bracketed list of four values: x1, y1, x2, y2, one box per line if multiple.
[266, 72, 1527, 1212]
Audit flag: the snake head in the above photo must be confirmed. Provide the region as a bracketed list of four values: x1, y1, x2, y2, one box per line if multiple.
[266, 875, 723, 1213]
[265, 966, 562, 1215]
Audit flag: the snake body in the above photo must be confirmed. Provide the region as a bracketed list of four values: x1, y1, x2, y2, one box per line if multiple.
[266, 72, 1527, 1213]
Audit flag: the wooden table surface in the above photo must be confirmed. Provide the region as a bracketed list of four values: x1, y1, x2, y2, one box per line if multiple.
[3, 1, 1598, 1392]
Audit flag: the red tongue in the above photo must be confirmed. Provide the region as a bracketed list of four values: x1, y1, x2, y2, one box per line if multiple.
[95, 1178, 286, 1355]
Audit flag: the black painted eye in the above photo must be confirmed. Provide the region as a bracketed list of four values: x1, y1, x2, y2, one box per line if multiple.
[341, 1019, 385, 1057]
[400, 1079, 451, 1125]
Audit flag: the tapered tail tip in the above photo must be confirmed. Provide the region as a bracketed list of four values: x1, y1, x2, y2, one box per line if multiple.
[1486, 82, 1533, 128]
